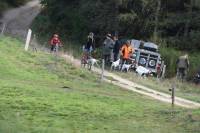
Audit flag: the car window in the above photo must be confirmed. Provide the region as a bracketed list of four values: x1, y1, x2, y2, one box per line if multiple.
[130, 39, 141, 49]
[143, 43, 158, 52]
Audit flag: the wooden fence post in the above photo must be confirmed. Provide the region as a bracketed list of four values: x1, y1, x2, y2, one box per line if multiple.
[101, 59, 105, 82]
[1, 23, 6, 35]
[169, 84, 175, 107]
[25, 29, 32, 51]
[161, 64, 166, 79]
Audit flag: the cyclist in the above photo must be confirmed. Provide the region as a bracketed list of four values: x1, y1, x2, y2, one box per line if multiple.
[50, 34, 62, 53]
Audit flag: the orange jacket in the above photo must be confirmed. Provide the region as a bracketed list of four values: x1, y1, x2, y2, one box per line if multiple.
[120, 44, 134, 59]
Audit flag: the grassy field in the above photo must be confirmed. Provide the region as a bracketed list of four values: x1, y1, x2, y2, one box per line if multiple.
[0, 36, 200, 133]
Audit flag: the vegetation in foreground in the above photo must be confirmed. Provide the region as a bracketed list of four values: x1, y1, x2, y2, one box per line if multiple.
[0, 36, 200, 133]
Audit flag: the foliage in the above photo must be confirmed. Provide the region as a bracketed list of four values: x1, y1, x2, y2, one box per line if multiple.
[33, 0, 200, 51]
[30, 0, 200, 78]
[159, 45, 200, 78]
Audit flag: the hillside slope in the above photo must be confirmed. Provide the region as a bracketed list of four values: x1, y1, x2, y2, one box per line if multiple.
[0, 36, 200, 132]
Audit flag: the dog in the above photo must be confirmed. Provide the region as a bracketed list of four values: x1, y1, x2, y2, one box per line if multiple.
[121, 64, 132, 72]
[136, 66, 151, 77]
[87, 57, 99, 70]
[110, 59, 120, 71]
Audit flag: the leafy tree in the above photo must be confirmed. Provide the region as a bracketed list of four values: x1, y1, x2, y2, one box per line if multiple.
[35, 0, 200, 51]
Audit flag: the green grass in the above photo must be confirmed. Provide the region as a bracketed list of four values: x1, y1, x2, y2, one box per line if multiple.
[0, 36, 200, 133]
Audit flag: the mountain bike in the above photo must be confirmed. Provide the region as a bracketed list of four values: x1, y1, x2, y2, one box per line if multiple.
[52, 43, 62, 56]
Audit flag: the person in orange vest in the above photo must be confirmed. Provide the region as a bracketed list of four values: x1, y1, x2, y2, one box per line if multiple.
[120, 40, 134, 70]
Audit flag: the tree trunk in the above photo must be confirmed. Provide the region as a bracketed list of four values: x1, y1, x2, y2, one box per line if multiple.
[184, 1, 192, 37]
[153, 0, 161, 42]
[114, 0, 122, 37]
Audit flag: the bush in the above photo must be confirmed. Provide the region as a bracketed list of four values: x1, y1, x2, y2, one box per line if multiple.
[160, 47, 200, 78]
[160, 47, 181, 78]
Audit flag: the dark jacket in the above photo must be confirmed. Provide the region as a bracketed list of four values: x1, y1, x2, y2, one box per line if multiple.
[113, 40, 121, 53]
[86, 38, 95, 50]
[176, 56, 189, 69]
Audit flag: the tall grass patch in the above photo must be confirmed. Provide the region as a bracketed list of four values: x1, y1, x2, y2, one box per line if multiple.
[160, 47, 200, 78]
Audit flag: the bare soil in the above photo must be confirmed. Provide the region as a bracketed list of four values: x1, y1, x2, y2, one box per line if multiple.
[0, 0, 41, 39]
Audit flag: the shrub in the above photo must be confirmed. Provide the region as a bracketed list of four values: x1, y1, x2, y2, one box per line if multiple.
[160, 47, 200, 78]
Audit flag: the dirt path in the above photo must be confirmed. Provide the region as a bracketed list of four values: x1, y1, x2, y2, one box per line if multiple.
[1, 0, 200, 109]
[0, 0, 41, 39]
[62, 54, 200, 109]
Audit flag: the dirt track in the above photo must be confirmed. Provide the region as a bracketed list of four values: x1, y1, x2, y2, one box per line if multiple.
[1, 0, 200, 109]
[62, 54, 200, 109]
[0, 0, 41, 39]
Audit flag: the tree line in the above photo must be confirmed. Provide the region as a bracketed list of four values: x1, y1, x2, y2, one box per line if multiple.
[34, 0, 200, 51]
[32, 0, 200, 77]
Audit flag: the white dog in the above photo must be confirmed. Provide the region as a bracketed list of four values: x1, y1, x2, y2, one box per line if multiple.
[87, 58, 99, 70]
[110, 59, 120, 70]
[121, 64, 132, 72]
[136, 66, 151, 77]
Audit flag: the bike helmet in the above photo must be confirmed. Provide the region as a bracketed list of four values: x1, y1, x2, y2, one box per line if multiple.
[53, 34, 59, 38]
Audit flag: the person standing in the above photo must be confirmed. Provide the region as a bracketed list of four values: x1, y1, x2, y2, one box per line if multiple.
[120, 40, 134, 69]
[113, 36, 121, 61]
[85, 32, 95, 54]
[82, 32, 95, 65]
[176, 54, 189, 80]
[102, 33, 115, 64]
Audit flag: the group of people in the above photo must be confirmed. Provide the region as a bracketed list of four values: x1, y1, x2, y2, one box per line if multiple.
[49, 32, 191, 80]
[50, 32, 134, 67]
[102, 33, 134, 65]
[82, 33, 134, 68]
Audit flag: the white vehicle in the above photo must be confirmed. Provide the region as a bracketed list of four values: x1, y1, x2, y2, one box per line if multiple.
[130, 39, 165, 76]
